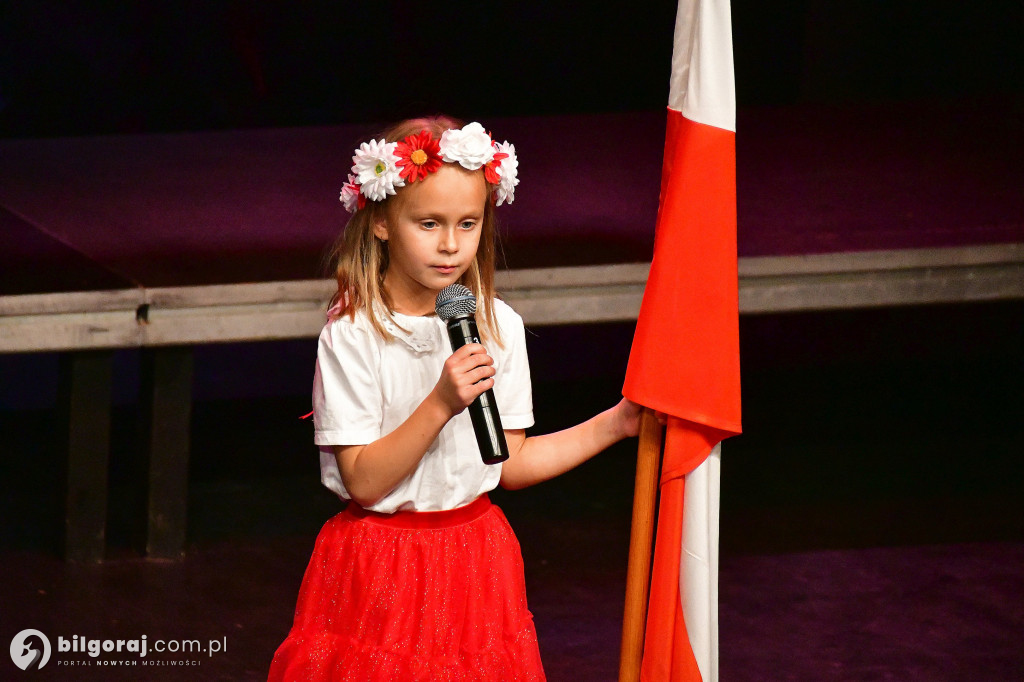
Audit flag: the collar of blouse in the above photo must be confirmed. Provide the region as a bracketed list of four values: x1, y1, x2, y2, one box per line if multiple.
[380, 309, 445, 355]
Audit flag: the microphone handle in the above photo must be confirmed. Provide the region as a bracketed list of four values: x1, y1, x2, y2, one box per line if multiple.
[444, 316, 510, 465]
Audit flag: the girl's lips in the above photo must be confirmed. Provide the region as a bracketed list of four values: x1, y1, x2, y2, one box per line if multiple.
[433, 265, 457, 274]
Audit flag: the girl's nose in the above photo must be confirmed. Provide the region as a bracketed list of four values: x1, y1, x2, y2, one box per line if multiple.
[439, 227, 458, 253]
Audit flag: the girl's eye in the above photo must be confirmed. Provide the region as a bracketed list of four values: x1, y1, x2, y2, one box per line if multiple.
[420, 221, 438, 229]
[460, 221, 477, 230]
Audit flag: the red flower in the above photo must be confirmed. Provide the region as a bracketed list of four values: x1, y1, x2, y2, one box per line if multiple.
[395, 130, 443, 182]
[484, 150, 508, 185]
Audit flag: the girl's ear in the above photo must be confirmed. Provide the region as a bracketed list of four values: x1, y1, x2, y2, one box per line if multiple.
[372, 216, 389, 242]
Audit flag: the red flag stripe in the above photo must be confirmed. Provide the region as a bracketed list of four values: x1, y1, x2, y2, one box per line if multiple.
[623, 111, 741, 437]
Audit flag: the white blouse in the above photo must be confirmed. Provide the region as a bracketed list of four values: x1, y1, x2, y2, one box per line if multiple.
[312, 299, 534, 513]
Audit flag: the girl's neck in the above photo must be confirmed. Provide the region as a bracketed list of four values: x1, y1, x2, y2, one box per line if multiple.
[384, 278, 439, 317]
[391, 302, 436, 317]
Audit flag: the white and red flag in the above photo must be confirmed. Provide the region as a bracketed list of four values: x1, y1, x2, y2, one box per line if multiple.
[621, 0, 741, 680]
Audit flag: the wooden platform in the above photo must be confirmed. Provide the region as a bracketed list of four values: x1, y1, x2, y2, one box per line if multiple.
[2, 243, 1022, 353]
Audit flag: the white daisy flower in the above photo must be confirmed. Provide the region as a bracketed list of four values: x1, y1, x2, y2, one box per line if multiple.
[352, 139, 404, 202]
[493, 141, 519, 206]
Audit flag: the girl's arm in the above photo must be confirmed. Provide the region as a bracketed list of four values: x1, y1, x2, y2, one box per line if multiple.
[334, 343, 496, 507]
[499, 398, 643, 490]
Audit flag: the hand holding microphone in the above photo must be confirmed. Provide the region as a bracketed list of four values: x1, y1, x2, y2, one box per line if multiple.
[435, 284, 510, 465]
[434, 344, 495, 412]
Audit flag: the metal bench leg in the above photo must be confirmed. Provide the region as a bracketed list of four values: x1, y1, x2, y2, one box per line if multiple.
[60, 351, 113, 563]
[142, 347, 193, 559]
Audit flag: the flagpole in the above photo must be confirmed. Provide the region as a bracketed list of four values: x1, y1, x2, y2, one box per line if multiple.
[619, 408, 664, 682]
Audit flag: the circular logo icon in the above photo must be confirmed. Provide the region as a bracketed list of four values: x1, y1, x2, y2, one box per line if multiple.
[10, 630, 51, 671]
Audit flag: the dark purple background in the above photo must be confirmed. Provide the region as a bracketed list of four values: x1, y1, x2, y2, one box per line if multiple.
[2, 101, 1021, 296]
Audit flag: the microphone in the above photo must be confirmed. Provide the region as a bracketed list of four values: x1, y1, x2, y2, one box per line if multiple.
[435, 284, 510, 465]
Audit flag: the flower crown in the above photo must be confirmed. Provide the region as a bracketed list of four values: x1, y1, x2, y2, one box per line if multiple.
[339, 122, 519, 214]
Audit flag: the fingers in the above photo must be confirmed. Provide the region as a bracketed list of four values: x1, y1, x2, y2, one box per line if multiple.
[446, 344, 495, 377]
[466, 366, 496, 385]
[438, 345, 497, 411]
[462, 377, 495, 404]
[452, 365, 496, 396]
[449, 343, 492, 364]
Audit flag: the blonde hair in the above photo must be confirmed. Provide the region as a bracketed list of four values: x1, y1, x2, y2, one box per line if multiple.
[328, 115, 503, 346]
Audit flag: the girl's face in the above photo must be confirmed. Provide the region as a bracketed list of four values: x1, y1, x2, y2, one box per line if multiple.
[374, 164, 488, 315]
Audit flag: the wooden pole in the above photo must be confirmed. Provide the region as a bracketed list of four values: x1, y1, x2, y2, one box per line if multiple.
[143, 346, 194, 559]
[618, 408, 664, 682]
[60, 351, 113, 562]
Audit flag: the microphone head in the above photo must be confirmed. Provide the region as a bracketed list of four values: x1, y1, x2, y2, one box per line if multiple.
[435, 283, 477, 320]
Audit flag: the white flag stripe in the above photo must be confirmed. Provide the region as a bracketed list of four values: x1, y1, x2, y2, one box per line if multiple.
[681, 444, 722, 682]
[668, 0, 736, 132]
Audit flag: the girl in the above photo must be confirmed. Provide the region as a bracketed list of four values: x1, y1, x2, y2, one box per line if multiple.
[268, 115, 641, 681]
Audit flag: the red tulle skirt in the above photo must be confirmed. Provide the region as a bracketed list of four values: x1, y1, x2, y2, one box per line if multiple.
[268, 495, 545, 681]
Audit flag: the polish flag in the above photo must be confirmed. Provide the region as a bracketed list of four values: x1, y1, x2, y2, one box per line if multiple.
[621, 0, 741, 680]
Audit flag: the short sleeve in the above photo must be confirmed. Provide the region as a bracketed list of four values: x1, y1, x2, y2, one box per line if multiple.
[493, 301, 534, 430]
[312, 317, 383, 446]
